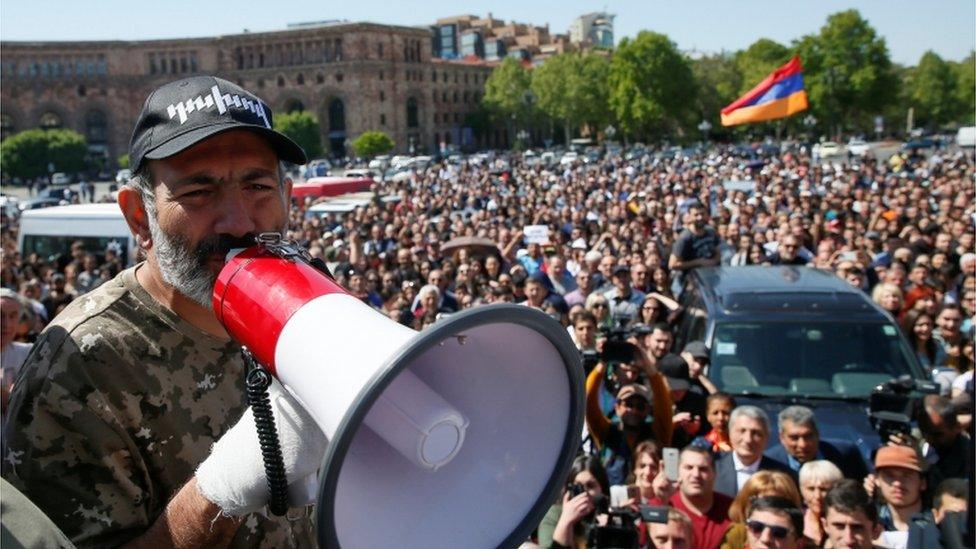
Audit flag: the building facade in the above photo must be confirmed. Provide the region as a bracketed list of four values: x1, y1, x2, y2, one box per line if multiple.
[0, 21, 497, 167]
[568, 12, 615, 49]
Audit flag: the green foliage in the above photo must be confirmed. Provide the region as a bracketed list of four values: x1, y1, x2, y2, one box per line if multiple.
[483, 57, 534, 125]
[794, 10, 899, 134]
[907, 51, 961, 128]
[273, 110, 323, 159]
[531, 52, 610, 142]
[691, 53, 743, 133]
[117, 154, 130, 169]
[735, 39, 792, 96]
[953, 52, 975, 125]
[0, 128, 87, 180]
[351, 131, 394, 158]
[607, 31, 697, 140]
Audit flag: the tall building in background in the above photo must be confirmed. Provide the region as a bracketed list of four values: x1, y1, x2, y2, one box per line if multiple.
[568, 12, 615, 49]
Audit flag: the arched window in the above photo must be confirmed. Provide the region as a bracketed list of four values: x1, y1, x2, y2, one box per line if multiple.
[39, 112, 62, 130]
[296, 73, 305, 85]
[277, 75, 285, 87]
[406, 98, 419, 129]
[284, 99, 305, 113]
[85, 111, 108, 144]
[328, 98, 345, 131]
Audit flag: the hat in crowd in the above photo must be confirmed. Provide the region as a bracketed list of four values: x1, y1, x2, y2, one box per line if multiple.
[612, 265, 631, 276]
[658, 354, 690, 391]
[874, 445, 924, 473]
[682, 341, 709, 361]
[617, 383, 652, 404]
[571, 238, 588, 250]
[584, 250, 602, 264]
[516, 249, 529, 258]
[865, 231, 881, 240]
[129, 76, 307, 172]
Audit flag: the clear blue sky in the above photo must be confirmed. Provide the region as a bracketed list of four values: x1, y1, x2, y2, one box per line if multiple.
[2, 0, 973, 65]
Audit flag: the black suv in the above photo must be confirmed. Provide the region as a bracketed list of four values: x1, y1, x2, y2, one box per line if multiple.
[674, 266, 929, 468]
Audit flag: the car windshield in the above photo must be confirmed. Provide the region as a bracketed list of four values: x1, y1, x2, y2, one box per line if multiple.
[710, 321, 919, 398]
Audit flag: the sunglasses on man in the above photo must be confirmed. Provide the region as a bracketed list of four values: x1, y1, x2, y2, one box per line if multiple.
[746, 520, 793, 540]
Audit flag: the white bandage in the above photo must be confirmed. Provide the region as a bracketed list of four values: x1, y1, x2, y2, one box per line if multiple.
[196, 378, 327, 516]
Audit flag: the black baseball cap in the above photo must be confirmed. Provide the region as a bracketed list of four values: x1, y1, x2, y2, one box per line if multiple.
[128, 76, 307, 172]
[658, 353, 690, 391]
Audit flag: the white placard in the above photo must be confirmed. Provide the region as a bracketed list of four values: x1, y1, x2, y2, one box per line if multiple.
[523, 225, 550, 244]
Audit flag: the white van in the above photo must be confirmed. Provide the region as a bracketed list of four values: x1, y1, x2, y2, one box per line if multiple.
[18, 203, 137, 266]
[957, 126, 976, 148]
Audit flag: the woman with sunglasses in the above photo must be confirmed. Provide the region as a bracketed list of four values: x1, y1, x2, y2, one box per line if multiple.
[719, 470, 812, 549]
[584, 293, 614, 331]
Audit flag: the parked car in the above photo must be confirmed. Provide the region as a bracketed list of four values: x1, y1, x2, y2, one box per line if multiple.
[367, 155, 391, 171]
[673, 266, 929, 471]
[115, 169, 133, 184]
[51, 172, 71, 186]
[846, 138, 871, 157]
[813, 141, 843, 157]
[559, 151, 579, 166]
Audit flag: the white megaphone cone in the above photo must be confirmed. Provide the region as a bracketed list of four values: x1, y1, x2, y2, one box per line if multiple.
[213, 236, 584, 548]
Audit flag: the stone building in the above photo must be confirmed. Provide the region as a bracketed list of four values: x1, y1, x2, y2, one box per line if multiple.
[0, 21, 498, 168]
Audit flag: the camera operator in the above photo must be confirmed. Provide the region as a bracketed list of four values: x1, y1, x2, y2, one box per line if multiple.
[537, 455, 611, 549]
[586, 345, 674, 485]
[917, 395, 971, 488]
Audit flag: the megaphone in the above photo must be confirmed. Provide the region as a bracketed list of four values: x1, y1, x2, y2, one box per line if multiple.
[213, 235, 584, 548]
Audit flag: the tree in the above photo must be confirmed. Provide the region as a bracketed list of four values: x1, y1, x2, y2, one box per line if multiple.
[735, 39, 791, 96]
[351, 131, 394, 158]
[907, 51, 960, 129]
[794, 10, 899, 136]
[607, 31, 697, 141]
[273, 110, 322, 159]
[953, 51, 975, 125]
[691, 53, 742, 136]
[117, 154, 130, 170]
[0, 128, 87, 180]
[531, 53, 610, 143]
[482, 57, 534, 139]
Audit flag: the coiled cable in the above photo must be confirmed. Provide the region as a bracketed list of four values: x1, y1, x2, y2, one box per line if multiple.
[242, 347, 290, 517]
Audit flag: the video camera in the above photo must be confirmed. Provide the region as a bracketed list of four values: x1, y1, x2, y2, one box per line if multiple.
[868, 375, 939, 442]
[565, 487, 669, 549]
[599, 314, 645, 364]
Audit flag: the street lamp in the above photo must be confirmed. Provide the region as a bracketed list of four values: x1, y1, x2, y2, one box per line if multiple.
[696, 120, 712, 143]
[804, 115, 817, 141]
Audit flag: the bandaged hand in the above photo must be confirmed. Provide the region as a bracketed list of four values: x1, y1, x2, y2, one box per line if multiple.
[196, 378, 327, 515]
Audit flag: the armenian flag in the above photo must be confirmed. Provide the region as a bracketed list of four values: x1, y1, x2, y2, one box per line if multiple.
[721, 56, 808, 126]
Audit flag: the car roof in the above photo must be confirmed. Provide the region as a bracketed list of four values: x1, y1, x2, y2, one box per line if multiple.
[691, 266, 884, 320]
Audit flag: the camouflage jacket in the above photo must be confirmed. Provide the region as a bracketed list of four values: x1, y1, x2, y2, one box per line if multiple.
[2, 266, 316, 547]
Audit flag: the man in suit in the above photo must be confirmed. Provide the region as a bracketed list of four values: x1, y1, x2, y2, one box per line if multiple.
[765, 405, 868, 482]
[714, 405, 790, 497]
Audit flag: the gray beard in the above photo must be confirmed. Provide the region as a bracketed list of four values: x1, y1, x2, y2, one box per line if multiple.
[146, 213, 220, 310]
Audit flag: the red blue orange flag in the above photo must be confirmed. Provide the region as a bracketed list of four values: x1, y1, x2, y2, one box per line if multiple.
[721, 56, 809, 126]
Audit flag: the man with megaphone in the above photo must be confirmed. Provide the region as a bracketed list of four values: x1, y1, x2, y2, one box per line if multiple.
[3, 76, 585, 549]
[3, 76, 324, 547]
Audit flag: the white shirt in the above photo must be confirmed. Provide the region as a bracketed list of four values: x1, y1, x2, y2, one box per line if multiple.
[732, 452, 761, 492]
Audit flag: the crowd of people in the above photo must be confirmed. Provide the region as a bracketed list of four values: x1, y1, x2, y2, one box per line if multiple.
[1, 108, 974, 547]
